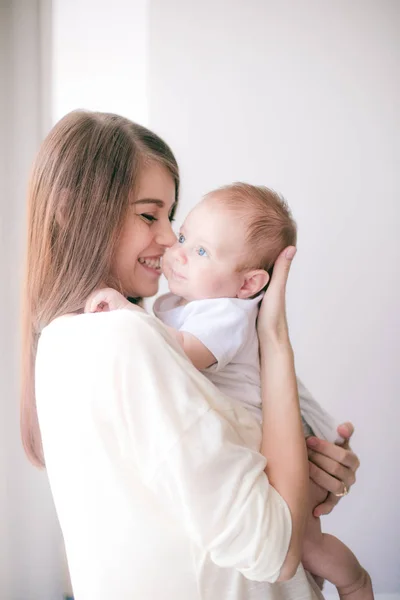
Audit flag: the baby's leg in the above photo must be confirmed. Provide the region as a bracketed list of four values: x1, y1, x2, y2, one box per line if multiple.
[302, 480, 374, 600]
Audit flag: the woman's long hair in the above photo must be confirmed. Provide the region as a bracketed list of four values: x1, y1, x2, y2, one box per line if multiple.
[21, 110, 179, 467]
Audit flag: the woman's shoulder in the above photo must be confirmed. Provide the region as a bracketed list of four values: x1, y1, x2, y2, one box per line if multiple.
[40, 309, 168, 355]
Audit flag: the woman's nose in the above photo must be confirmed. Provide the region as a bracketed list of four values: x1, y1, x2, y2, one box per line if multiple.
[156, 221, 178, 249]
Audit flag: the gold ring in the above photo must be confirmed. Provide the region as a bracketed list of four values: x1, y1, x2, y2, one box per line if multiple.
[334, 483, 349, 497]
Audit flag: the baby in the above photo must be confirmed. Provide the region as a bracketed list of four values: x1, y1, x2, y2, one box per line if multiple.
[86, 183, 372, 599]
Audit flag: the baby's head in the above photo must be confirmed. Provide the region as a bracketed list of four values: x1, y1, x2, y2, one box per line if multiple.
[163, 182, 297, 301]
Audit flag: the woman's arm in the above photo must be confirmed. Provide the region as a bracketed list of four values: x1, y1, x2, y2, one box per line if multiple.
[257, 247, 309, 581]
[100, 309, 294, 583]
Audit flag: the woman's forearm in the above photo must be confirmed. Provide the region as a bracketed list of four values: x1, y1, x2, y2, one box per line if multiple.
[260, 337, 309, 581]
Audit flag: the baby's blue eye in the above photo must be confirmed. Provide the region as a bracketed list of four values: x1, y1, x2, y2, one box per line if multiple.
[198, 247, 207, 257]
[178, 233, 185, 244]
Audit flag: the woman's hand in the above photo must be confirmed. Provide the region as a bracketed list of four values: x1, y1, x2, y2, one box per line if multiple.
[306, 422, 360, 517]
[257, 246, 297, 343]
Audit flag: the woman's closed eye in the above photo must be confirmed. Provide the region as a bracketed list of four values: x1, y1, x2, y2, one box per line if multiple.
[140, 213, 158, 224]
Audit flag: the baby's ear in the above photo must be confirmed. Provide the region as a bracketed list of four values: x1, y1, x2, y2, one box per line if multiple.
[237, 270, 269, 299]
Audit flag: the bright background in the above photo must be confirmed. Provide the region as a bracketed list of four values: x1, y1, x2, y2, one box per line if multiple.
[0, 0, 398, 598]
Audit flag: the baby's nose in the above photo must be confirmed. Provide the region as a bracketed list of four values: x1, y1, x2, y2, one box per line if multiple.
[175, 245, 188, 264]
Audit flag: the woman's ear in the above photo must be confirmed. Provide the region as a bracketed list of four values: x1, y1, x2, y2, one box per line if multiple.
[237, 269, 270, 299]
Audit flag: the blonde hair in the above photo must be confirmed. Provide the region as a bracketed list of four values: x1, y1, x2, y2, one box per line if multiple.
[21, 110, 179, 467]
[206, 182, 297, 273]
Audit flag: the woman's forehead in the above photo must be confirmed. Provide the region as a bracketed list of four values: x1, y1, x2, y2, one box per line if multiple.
[137, 162, 176, 207]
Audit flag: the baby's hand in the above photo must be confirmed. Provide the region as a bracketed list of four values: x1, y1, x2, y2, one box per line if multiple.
[84, 287, 132, 313]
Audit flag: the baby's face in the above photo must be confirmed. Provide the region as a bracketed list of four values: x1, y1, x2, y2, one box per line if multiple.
[162, 198, 249, 301]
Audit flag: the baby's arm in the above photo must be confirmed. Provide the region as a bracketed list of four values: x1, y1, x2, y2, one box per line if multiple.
[162, 326, 216, 370]
[164, 298, 249, 372]
[179, 331, 217, 370]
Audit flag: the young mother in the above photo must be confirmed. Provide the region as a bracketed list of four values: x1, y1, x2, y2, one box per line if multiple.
[21, 110, 359, 600]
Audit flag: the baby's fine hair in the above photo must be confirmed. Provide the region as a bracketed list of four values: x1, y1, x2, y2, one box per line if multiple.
[206, 182, 297, 273]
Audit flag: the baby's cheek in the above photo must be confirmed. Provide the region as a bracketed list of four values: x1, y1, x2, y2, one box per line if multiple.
[162, 256, 171, 277]
[197, 271, 222, 295]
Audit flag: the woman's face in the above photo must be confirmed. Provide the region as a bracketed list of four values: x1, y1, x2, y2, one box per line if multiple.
[111, 162, 177, 299]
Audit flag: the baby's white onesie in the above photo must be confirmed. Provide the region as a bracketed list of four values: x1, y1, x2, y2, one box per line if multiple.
[153, 293, 341, 443]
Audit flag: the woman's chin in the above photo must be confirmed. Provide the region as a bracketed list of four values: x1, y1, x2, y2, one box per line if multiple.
[126, 279, 160, 300]
[138, 281, 160, 299]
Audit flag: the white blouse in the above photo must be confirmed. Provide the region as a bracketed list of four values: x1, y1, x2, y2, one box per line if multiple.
[36, 309, 323, 600]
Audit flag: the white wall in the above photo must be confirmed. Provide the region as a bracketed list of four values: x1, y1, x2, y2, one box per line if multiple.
[148, 0, 400, 596]
[0, 1, 12, 590]
[0, 1, 63, 598]
[52, 0, 149, 124]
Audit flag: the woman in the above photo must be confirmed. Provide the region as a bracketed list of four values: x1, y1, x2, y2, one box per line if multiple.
[21, 110, 359, 599]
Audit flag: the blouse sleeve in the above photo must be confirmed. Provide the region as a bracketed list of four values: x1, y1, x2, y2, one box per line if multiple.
[101, 309, 292, 583]
[179, 298, 249, 370]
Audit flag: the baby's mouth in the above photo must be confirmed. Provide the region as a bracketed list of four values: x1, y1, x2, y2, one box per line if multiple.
[171, 269, 186, 281]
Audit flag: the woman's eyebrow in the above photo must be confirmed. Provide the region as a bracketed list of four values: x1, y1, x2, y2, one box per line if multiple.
[133, 198, 165, 207]
[133, 198, 177, 217]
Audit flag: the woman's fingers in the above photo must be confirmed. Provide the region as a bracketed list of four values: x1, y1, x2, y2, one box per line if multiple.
[269, 246, 297, 293]
[307, 449, 356, 488]
[308, 460, 350, 496]
[337, 422, 354, 438]
[306, 431, 360, 517]
[306, 436, 360, 472]
[258, 246, 296, 338]
[313, 493, 339, 517]
[337, 422, 355, 449]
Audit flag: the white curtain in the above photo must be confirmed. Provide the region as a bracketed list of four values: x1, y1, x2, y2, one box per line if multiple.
[0, 1, 63, 598]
